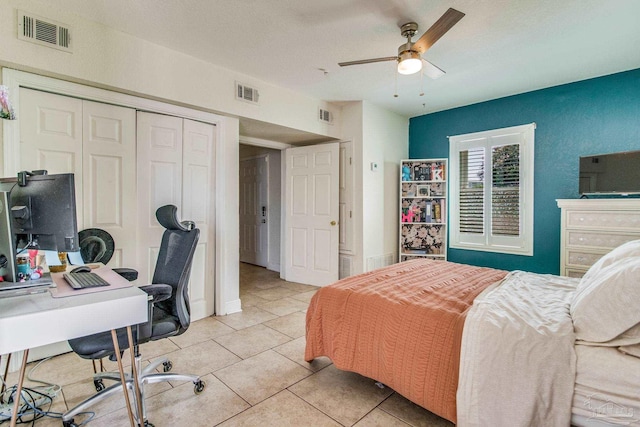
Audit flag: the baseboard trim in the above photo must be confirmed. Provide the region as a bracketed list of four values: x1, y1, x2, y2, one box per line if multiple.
[223, 298, 242, 315]
[267, 262, 280, 273]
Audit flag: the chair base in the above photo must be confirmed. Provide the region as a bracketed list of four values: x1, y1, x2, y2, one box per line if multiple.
[62, 354, 205, 426]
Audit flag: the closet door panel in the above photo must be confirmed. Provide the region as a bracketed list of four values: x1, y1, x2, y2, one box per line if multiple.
[182, 119, 215, 319]
[137, 111, 183, 284]
[83, 101, 136, 268]
[19, 88, 83, 225]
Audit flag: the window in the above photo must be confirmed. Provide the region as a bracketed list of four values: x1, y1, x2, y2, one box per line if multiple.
[449, 123, 534, 255]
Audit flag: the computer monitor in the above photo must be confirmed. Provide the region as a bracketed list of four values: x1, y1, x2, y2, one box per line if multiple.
[0, 172, 79, 283]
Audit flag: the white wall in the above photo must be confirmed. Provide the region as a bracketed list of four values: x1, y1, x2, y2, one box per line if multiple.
[340, 102, 365, 274]
[362, 102, 408, 266]
[0, 0, 341, 140]
[340, 101, 408, 274]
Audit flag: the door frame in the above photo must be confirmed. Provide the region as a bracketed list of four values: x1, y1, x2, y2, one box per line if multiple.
[2, 69, 241, 316]
[239, 136, 291, 276]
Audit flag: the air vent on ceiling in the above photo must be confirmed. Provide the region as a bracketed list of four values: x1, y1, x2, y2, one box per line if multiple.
[18, 10, 72, 52]
[319, 108, 334, 124]
[235, 82, 260, 104]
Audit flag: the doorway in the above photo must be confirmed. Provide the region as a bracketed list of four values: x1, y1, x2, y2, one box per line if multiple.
[239, 144, 282, 272]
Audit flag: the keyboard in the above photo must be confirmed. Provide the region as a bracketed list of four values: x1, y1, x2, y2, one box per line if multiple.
[63, 272, 111, 290]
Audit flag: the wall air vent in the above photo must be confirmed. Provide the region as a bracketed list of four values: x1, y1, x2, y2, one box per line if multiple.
[319, 108, 334, 124]
[235, 82, 260, 104]
[18, 10, 72, 52]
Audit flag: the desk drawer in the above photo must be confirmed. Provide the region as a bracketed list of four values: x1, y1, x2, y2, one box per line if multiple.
[566, 210, 640, 229]
[567, 231, 640, 249]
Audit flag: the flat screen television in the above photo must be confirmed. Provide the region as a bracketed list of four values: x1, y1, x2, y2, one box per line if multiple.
[579, 150, 640, 195]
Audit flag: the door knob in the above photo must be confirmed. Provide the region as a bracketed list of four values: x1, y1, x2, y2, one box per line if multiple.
[330, 221, 337, 226]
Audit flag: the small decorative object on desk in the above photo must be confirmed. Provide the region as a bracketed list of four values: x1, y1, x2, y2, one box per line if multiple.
[49, 252, 68, 273]
[0, 85, 16, 120]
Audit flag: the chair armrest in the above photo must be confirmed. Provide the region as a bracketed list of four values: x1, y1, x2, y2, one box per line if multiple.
[139, 284, 172, 303]
[113, 267, 138, 282]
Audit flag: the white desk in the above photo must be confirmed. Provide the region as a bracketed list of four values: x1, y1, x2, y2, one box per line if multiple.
[0, 269, 148, 426]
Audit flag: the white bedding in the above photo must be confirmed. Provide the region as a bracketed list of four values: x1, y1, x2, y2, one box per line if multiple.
[457, 271, 579, 427]
[572, 345, 640, 426]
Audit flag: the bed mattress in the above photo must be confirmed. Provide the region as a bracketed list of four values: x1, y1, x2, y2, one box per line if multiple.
[571, 344, 640, 426]
[305, 259, 507, 423]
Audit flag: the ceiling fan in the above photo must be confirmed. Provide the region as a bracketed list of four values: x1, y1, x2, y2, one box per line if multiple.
[338, 8, 465, 79]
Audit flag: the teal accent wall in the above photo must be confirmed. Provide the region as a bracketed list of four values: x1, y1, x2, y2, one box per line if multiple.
[409, 68, 640, 273]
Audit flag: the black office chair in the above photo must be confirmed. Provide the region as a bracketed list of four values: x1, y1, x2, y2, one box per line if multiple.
[62, 205, 206, 427]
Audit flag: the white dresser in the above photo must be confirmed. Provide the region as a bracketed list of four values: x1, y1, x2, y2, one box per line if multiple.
[557, 199, 640, 278]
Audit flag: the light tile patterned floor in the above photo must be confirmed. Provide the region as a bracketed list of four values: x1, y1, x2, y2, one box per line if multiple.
[6, 263, 453, 426]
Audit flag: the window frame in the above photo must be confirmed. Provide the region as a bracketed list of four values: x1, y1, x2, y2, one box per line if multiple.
[449, 123, 535, 256]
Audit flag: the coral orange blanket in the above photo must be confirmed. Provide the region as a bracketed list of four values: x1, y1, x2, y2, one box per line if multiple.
[305, 259, 507, 423]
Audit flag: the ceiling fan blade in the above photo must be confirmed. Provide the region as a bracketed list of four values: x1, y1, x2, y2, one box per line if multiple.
[339, 56, 398, 67]
[422, 59, 445, 80]
[412, 8, 465, 54]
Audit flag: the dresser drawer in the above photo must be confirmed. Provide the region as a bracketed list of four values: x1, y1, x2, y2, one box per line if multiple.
[566, 210, 640, 229]
[566, 249, 605, 268]
[565, 268, 587, 279]
[567, 231, 640, 250]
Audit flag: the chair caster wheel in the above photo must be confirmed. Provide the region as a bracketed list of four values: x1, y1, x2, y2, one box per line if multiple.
[194, 379, 205, 394]
[162, 360, 172, 372]
[94, 378, 105, 392]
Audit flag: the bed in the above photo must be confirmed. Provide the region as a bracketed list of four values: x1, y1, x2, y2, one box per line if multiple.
[305, 242, 640, 427]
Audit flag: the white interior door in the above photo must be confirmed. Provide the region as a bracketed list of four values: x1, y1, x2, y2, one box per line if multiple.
[18, 89, 136, 362]
[82, 100, 137, 269]
[182, 118, 215, 319]
[19, 90, 137, 265]
[137, 112, 215, 319]
[136, 111, 183, 284]
[239, 156, 268, 267]
[283, 143, 339, 286]
[19, 88, 84, 225]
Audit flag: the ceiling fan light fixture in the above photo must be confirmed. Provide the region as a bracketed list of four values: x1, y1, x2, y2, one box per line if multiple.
[397, 51, 422, 75]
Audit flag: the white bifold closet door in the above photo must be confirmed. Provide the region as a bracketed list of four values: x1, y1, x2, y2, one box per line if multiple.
[136, 111, 215, 320]
[19, 89, 137, 268]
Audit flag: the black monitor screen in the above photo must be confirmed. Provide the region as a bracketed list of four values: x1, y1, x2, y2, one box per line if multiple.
[0, 173, 79, 252]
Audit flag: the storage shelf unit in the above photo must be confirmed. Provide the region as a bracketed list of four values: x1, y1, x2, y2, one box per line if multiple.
[557, 199, 640, 278]
[400, 159, 447, 262]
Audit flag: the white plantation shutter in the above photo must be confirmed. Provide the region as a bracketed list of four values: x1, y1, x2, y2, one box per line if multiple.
[491, 144, 520, 236]
[450, 124, 534, 255]
[459, 147, 484, 234]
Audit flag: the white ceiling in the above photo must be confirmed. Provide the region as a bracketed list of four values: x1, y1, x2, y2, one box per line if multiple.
[53, 0, 640, 141]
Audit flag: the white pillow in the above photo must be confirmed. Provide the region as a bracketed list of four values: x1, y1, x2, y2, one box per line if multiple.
[579, 239, 640, 285]
[571, 256, 640, 342]
[576, 323, 640, 347]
